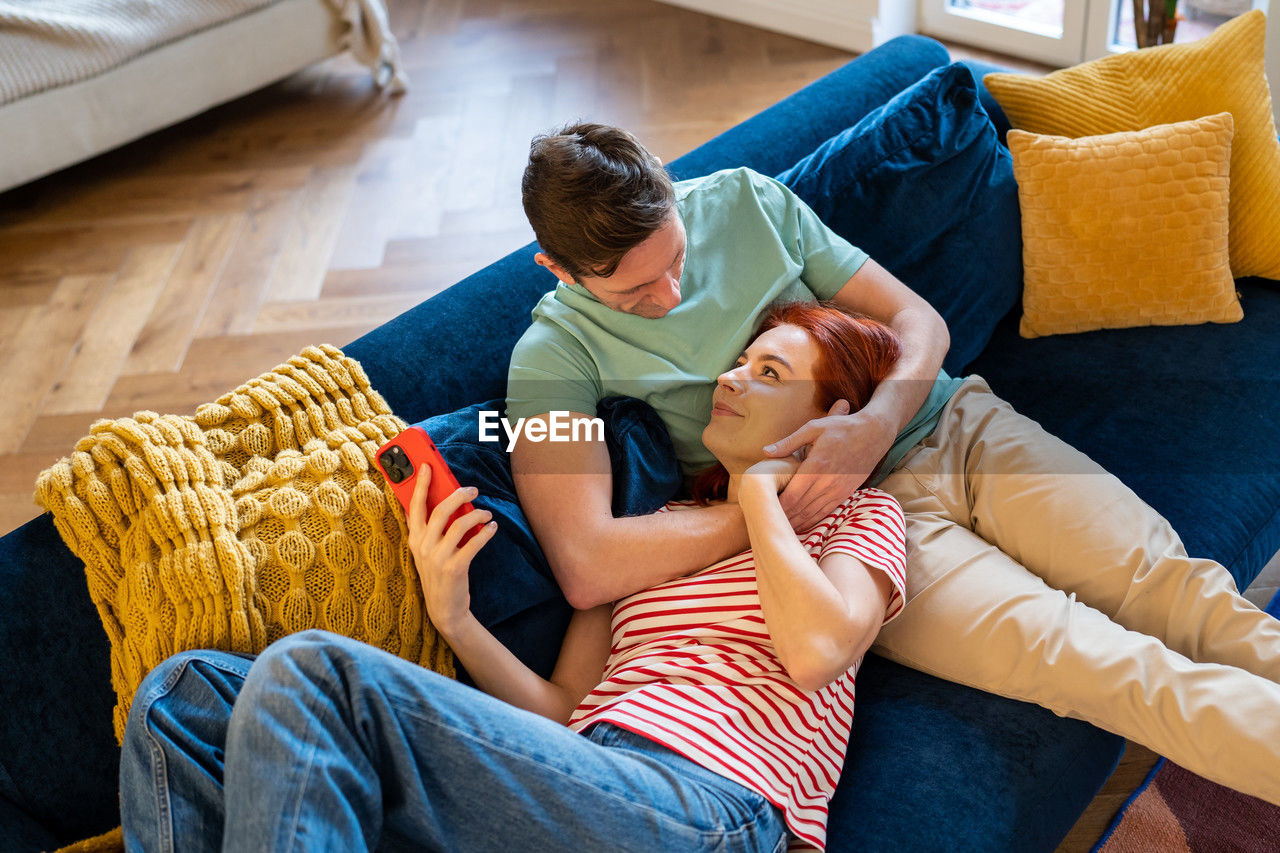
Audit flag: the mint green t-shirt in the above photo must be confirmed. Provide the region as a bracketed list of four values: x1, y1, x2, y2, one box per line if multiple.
[506, 167, 959, 484]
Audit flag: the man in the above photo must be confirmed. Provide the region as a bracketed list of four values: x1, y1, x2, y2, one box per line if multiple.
[507, 122, 954, 608]
[505, 122, 1280, 804]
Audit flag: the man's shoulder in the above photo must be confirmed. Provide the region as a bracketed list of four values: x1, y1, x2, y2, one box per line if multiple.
[676, 167, 795, 226]
[512, 302, 584, 352]
[676, 166, 778, 199]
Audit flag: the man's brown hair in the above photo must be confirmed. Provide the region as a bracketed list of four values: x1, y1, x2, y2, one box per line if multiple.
[522, 122, 676, 281]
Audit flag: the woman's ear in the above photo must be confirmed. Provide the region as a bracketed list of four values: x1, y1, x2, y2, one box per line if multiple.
[534, 252, 576, 286]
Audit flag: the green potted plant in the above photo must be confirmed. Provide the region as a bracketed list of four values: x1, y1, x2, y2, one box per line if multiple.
[1132, 0, 1183, 46]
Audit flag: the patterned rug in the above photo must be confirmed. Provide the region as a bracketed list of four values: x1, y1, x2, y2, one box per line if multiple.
[1091, 587, 1280, 852]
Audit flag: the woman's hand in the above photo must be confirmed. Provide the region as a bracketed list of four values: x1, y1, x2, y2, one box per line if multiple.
[743, 454, 803, 496]
[405, 464, 498, 636]
[403, 465, 606, 723]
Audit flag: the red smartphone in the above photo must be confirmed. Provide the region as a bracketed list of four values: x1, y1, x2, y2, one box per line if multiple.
[376, 426, 482, 545]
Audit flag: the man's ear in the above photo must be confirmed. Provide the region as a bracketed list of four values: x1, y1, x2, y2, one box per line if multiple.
[533, 252, 576, 286]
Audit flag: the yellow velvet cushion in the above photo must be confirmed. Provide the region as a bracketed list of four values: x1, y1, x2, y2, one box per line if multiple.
[35, 345, 454, 742]
[1008, 112, 1240, 338]
[985, 9, 1280, 280]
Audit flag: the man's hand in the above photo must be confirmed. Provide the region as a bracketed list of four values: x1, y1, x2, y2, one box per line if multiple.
[762, 399, 896, 530]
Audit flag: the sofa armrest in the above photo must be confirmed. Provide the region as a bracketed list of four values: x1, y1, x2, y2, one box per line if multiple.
[0, 794, 59, 852]
[0, 515, 119, 846]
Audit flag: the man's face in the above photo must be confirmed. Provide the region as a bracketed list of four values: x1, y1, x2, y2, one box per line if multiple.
[537, 213, 687, 318]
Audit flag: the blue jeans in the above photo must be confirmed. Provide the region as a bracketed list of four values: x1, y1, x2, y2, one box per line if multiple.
[119, 630, 788, 853]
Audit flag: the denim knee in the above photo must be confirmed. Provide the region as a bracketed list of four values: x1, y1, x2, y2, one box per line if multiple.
[249, 629, 361, 676]
[264, 628, 357, 656]
[123, 653, 185, 749]
[239, 630, 361, 702]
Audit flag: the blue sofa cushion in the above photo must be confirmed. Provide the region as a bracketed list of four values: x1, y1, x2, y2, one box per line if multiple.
[776, 62, 1022, 375]
[670, 35, 952, 182]
[832, 656, 1121, 852]
[415, 397, 681, 680]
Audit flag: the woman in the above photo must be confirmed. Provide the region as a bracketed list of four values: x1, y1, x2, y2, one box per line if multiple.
[119, 301, 907, 853]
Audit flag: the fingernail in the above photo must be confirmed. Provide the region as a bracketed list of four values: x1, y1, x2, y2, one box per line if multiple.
[763, 444, 776, 453]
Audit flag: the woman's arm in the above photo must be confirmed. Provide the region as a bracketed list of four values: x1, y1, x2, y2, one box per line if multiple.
[407, 466, 611, 724]
[738, 460, 896, 693]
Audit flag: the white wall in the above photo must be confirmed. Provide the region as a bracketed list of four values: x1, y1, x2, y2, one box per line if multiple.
[649, 0, 916, 54]
[659, 0, 1277, 125]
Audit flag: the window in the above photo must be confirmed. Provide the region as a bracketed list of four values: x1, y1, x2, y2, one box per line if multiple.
[920, 0, 1271, 67]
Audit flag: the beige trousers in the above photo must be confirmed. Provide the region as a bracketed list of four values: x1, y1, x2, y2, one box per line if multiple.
[875, 376, 1280, 805]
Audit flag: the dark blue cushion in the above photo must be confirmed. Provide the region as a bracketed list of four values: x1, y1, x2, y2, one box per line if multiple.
[776, 62, 1022, 375]
[960, 59, 1017, 145]
[597, 396, 683, 518]
[669, 35, 951, 182]
[415, 397, 681, 680]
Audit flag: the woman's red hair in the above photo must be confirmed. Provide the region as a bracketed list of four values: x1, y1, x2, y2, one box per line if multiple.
[690, 301, 901, 505]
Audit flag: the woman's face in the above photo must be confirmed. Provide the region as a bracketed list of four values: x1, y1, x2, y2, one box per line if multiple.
[702, 323, 825, 473]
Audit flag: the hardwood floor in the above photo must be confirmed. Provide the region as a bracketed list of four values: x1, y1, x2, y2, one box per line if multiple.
[0, 0, 1147, 848]
[0, 0, 863, 534]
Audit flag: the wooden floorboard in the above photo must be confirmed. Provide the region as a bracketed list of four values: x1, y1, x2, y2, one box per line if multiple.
[0, 0, 1140, 847]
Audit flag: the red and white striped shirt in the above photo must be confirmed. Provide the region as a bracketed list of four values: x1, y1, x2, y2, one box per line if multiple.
[568, 488, 907, 850]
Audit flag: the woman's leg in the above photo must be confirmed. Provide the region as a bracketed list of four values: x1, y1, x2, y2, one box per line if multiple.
[888, 376, 1280, 680]
[221, 629, 787, 853]
[119, 649, 254, 853]
[869, 503, 1280, 804]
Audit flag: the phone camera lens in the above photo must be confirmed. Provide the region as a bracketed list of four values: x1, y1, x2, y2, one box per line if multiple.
[380, 447, 407, 483]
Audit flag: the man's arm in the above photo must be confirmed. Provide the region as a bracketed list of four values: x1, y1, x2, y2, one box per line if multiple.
[832, 256, 949, 441]
[511, 414, 749, 609]
[766, 257, 948, 527]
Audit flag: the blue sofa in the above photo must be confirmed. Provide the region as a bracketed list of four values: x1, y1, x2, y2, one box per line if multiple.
[3, 34, 1279, 851]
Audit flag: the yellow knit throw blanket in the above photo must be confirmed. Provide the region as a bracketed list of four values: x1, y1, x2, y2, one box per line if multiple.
[35, 344, 454, 748]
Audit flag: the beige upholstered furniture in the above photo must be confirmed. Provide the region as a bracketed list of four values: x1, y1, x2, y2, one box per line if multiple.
[0, 0, 405, 193]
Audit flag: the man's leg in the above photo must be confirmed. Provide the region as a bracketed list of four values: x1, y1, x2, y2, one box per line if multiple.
[888, 376, 1280, 681]
[221, 630, 787, 853]
[870, 501, 1280, 805]
[119, 649, 254, 853]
